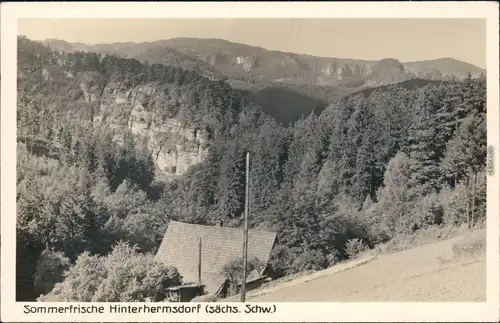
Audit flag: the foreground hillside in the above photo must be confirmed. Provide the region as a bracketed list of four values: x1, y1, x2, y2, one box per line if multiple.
[43, 37, 485, 89]
[228, 230, 486, 302]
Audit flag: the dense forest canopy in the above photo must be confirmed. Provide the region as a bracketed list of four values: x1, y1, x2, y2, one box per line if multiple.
[16, 36, 487, 301]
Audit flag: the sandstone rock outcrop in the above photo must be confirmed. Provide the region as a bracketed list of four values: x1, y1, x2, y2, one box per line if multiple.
[78, 74, 211, 176]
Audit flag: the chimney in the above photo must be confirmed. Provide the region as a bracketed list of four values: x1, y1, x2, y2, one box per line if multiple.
[215, 219, 223, 227]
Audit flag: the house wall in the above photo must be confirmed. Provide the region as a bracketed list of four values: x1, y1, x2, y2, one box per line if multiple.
[227, 278, 265, 298]
[243, 278, 265, 291]
[217, 280, 230, 299]
[217, 262, 276, 299]
[166, 286, 205, 302]
[180, 287, 204, 302]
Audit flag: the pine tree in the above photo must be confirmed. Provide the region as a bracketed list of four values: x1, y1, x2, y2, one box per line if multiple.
[405, 85, 447, 195]
[348, 99, 377, 204]
[441, 115, 486, 185]
[375, 152, 417, 236]
[217, 140, 246, 219]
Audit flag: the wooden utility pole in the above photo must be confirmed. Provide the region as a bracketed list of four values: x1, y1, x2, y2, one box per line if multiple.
[198, 237, 202, 284]
[240, 152, 250, 302]
[471, 172, 477, 229]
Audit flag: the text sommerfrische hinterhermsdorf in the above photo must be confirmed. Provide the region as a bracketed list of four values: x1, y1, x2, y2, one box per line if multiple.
[23, 303, 277, 315]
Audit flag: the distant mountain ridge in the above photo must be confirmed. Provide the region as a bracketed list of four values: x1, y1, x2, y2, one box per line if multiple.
[42, 38, 225, 81]
[42, 37, 485, 89]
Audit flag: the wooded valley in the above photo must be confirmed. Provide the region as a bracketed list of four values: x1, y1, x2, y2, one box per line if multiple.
[16, 36, 487, 302]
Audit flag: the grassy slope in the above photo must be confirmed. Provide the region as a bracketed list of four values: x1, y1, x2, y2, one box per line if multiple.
[223, 229, 486, 302]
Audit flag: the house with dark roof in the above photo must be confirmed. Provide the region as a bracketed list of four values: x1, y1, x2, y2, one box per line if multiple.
[155, 220, 277, 299]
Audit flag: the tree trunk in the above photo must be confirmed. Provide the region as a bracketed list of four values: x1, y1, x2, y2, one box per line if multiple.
[471, 172, 477, 229]
[466, 175, 471, 229]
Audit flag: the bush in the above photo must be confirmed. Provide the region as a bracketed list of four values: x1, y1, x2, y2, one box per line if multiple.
[345, 238, 368, 259]
[367, 221, 392, 245]
[221, 256, 265, 297]
[381, 224, 469, 253]
[221, 256, 264, 284]
[452, 235, 486, 259]
[410, 192, 444, 228]
[326, 249, 341, 266]
[440, 184, 469, 226]
[291, 249, 329, 272]
[266, 245, 289, 278]
[33, 248, 71, 297]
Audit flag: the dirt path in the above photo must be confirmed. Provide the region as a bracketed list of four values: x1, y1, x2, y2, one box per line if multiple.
[237, 232, 486, 302]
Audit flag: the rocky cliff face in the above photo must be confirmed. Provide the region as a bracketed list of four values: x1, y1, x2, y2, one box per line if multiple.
[234, 56, 257, 72]
[78, 72, 210, 176]
[20, 37, 257, 179]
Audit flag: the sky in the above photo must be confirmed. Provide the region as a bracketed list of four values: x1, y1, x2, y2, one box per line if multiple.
[18, 18, 486, 68]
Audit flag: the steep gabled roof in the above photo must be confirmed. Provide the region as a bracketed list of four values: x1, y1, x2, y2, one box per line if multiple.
[155, 221, 277, 295]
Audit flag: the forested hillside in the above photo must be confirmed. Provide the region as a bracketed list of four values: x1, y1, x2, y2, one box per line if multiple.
[43, 38, 226, 81]
[17, 36, 487, 302]
[44, 37, 486, 89]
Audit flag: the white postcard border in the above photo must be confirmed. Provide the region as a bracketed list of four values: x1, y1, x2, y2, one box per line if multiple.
[1, 2, 499, 322]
